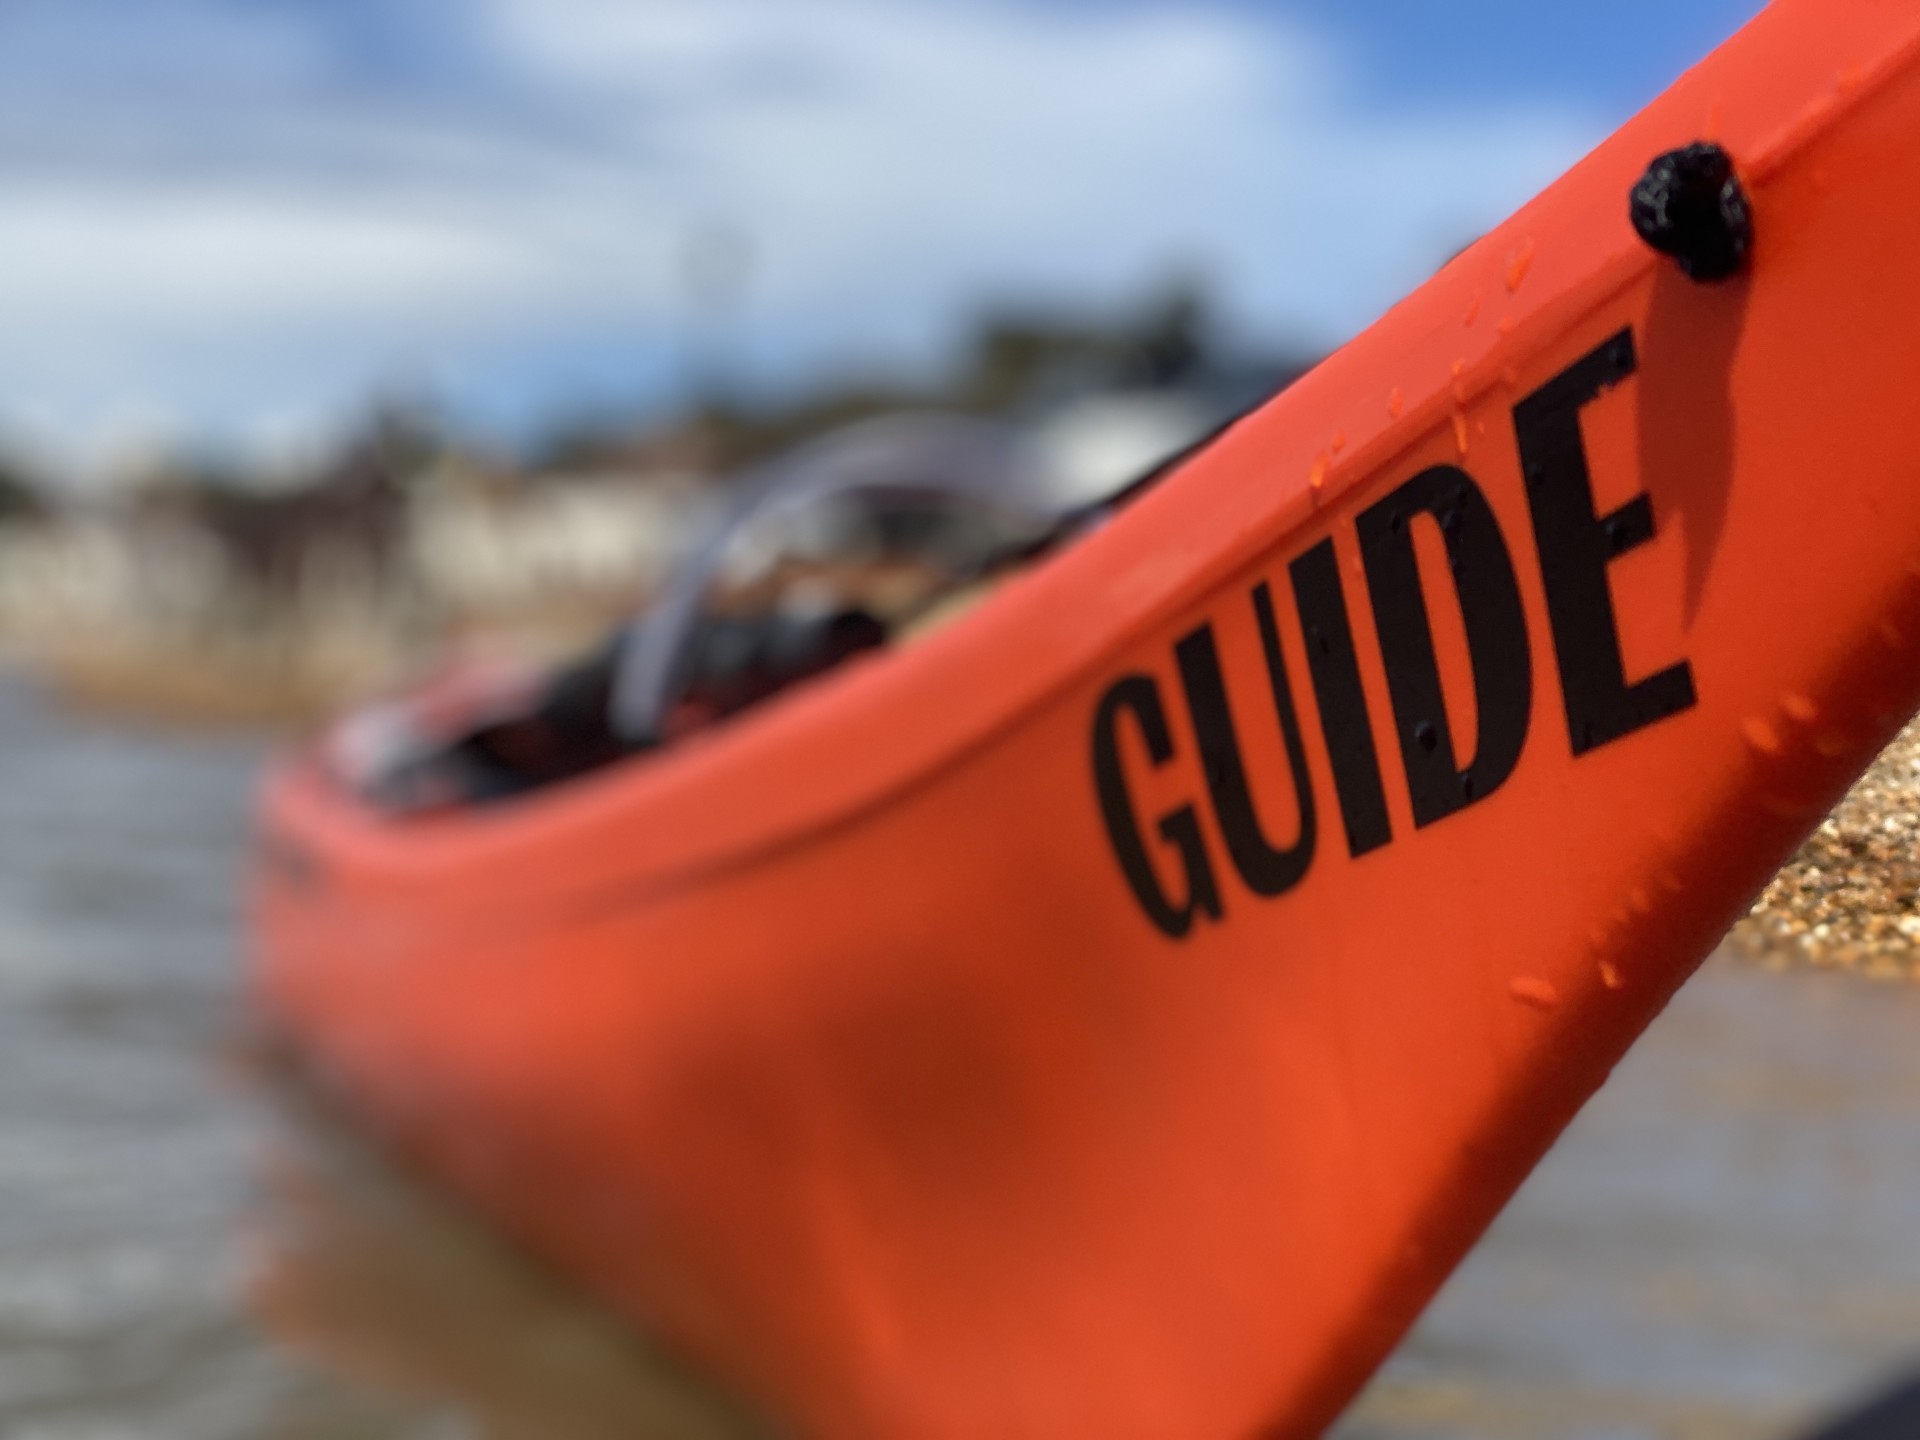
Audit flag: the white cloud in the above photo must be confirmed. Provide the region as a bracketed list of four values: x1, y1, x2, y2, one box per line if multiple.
[0, 193, 530, 334]
[0, 0, 1603, 476]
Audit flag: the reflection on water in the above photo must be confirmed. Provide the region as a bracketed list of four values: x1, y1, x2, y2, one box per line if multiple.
[250, 1090, 764, 1440]
[0, 675, 757, 1439]
[4, 670, 1920, 1439]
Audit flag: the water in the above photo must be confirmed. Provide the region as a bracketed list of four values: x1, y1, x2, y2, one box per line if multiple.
[3, 671, 1920, 1438]
[1340, 953, 1920, 1440]
[0, 676, 759, 1440]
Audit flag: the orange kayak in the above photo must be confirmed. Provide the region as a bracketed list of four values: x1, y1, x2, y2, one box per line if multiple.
[252, 2, 1920, 1434]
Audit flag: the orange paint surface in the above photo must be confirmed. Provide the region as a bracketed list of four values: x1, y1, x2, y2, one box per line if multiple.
[253, 4, 1920, 1435]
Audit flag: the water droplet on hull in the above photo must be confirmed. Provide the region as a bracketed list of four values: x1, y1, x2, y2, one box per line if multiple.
[1505, 240, 1536, 293]
[1814, 731, 1853, 759]
[1509, 976, 1560, 1009]
[1742, 716, 1784, 757]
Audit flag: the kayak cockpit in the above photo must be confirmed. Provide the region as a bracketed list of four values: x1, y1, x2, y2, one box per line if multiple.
[326, 413, 1193, 814]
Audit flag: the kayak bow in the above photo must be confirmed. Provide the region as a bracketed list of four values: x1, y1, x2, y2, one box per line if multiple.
[254, 3, 1920, 1434]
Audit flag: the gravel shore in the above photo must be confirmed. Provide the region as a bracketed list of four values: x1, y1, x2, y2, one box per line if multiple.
[1732, 716, 1920, 976]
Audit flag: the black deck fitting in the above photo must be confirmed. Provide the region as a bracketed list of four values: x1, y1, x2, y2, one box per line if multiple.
[1629, 142, 1752, 282]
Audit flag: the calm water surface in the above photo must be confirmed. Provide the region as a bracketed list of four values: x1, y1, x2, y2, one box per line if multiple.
[2, 673, 1918, 1439]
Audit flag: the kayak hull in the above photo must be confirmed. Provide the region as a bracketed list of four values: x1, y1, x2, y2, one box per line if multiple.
[255, 4, 1920, 1434]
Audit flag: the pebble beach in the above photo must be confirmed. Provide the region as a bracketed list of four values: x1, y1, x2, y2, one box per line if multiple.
[1732, 716, 1920, 977]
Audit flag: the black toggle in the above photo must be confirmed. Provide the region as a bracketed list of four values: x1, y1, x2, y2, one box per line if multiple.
[1628, 142, 1753, 282]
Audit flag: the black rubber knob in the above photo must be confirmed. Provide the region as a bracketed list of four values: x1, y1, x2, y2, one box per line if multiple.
[1629, 142, 1752, 282]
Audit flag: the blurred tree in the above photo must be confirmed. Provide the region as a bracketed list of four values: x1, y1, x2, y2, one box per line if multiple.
[538, 279, 1309, 484]
[958, 280, 1218, 411]
[0, 455, 47, 523]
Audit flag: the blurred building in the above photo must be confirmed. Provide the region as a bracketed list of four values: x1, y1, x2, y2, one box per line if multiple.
[0, 285, 1306, 720]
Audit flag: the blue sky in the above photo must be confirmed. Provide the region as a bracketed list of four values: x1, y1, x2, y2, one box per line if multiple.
[0, 0, 1764, 479]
